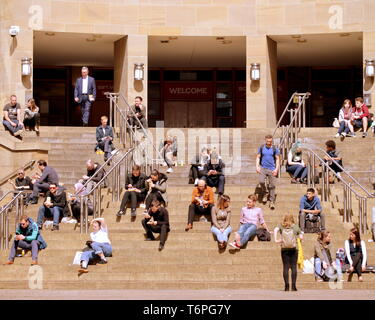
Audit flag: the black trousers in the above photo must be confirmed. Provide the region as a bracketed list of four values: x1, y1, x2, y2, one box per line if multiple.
[120, 191, 145, 211]
[350, 252, 363, 276]
[201, 175, 225, 194]
[190, 166, 205, 181]
[145, 192, 165, 210]
[24, 113, 40, 129]
[281, 249, 298, 287]
[188, 203, 213, 225]
[141, 219, 169, 245]
[71, 203, 93, 222]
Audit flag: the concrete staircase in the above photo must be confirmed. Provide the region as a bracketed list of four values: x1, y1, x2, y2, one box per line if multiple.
[0, 127, 374, 290]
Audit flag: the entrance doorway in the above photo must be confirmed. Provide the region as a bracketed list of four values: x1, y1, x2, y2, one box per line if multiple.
[148, 36, 246, 128]
[164, 101, 213, 127]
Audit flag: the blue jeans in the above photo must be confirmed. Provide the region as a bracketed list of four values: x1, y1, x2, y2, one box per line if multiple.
[3, 119, 22, 134]
[287, 164, 307, 180]
[37, 206, 62, 227]
[81, 242, 112, 264]
[237, 223, 257, 246]
[315, 257, 343, 279]
[211, 226, 232, 243]
[338, 121, 350, 134]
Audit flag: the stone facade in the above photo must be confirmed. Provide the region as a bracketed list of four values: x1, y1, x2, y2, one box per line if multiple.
[0, 0, 374, 128]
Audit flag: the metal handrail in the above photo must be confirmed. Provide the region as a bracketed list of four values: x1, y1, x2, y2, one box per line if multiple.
[299, 144, 374, 234]
[105, 92, 163, 171]
[77, 150, 120, 195]
[0, 190, 31, 250]
[0, 160, 36, 187]
[79, 148, 134, 233]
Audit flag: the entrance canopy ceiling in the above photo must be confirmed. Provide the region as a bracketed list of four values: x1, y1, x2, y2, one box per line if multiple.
[148, 36, 246, 68]
[34, 31, 123, 66]
[272, 32, 363, 67]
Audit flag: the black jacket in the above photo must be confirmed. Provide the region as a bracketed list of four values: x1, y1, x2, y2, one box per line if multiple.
[44, 189, 67, 208]
[203, 159, 225, 177]
[87, 163, 105, 183]
[15, 176, 33, 189]
[145, 207, 170, 227]
[125, 173, 147, 194]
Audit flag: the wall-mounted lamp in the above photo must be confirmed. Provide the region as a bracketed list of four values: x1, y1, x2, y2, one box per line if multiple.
[365, 59, 374, 77]
[21, 58, 32, 76]
[364, 93, 372, 107]
[134, 63, 144, 81]
[250, 63, 260, 81]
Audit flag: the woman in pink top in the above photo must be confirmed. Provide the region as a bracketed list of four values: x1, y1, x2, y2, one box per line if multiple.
[229, 194, 269, 250]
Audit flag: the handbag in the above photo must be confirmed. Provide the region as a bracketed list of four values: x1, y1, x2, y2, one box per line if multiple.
[256, 228, 271, 241]
[332, 118, 340, 128]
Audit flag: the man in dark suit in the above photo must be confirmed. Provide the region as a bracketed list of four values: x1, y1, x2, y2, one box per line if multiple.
[95, 115, 116, 162]
[74, 66, 96, 126]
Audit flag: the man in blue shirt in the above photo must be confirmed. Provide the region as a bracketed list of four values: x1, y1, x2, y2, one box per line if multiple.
[256, 135, 280, 209]
[299, 188, 325, 232]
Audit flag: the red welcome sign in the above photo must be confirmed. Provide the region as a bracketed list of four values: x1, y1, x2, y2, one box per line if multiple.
[164, 82, 213, 100]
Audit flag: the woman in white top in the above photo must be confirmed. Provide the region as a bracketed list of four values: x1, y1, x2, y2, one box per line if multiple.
[335, 99, 354, 138]
[79, 218, 112, 273]
[345, 228, 367, 282]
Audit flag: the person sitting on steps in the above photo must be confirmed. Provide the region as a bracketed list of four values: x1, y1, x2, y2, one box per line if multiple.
[229, 194, 269, 250]
[28, 160, 59, 205]
[23, 98, 40, 134]
[324, 140, 343, 182]
[117, 164, 147, 217]
[79, 218, 112, 274]
[286, 142, 308, 184]
[4, 214, 47, 266]
[352, 97, 370, 138]
[211, 194, 232, 249]
[185, 179, 214, 231]
[142, 200, 170, 251]
[189, 146, 210, 186]
[128, 96, 148, 129]
[256, 135, 280, 210]
[335, 99, 354, 138]
[144, 169, 168, 211]
[81, 160, 105, 193]
[95, 115, 116, 163]
[36, 183, 67, 231]
[299, 188, 325, 233]
[201, 151, 225, 195]
[345, 228, 367, 282]
[314, 230, 343, 282]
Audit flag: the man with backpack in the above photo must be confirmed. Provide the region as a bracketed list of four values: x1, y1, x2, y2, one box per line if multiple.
[256, 135, 280, 210]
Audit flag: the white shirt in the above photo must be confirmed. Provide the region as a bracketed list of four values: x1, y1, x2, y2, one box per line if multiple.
[82, 77, 88, 94]
[345, 239, 367, 268]
[90, 227, 111, 244]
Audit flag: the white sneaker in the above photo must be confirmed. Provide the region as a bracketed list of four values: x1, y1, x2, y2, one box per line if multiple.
[341, 132, 346, 137]
[111, 149, 118, 155]
[194, 178, 199, 186]
[368, 239, 374, 242]
[200, 216, 208, 222]
[166, 167, 173, 173]
[334, 133, 340, 138]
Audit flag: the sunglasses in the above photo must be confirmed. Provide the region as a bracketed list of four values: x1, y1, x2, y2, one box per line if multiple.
[18, 173, 24, 175]
[49, 187, 57, 190]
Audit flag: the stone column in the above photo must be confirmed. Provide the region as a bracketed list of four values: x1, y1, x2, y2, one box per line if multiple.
[245, 36, 277, 128]
[363, 32, 375, 110]
[114, 35, 148, 115]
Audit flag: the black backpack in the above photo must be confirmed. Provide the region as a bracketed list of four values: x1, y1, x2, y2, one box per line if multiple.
[256, 228, 271, 241]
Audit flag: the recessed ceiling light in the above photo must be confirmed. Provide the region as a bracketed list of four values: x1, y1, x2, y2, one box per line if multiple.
[45, 32, 55, 36]
[222, 40, 232, 45]
[86, 38, 96, 42]
[291, 35, 301, 39]
[297, 38, 307, 43]
[340, 33, 351, 37]
[168, 36, 178, 40]
[216, 37, 225, 40]
[160, 40, 169, 44]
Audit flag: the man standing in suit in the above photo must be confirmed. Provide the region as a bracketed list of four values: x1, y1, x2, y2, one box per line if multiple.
[74, 66, 96, 126]
[95, 115, 116, 162]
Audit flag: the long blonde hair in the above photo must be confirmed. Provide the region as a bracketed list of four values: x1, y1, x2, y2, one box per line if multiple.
[281, 214, 295, 228]
[27, 98, 38, 112]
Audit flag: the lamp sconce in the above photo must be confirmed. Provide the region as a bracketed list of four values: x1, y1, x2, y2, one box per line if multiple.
[134, 63, 144, 81]
[365, 59, 374, 78]
[250, 63, 260, 81]
[21, 58, 32, 76]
